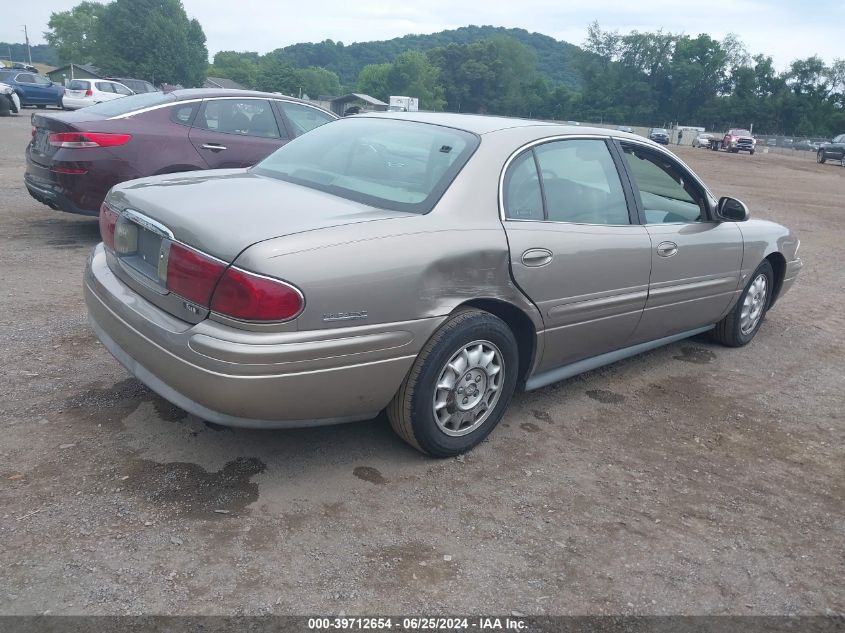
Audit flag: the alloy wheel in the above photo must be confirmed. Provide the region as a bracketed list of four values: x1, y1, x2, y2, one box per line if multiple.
[740, 274, 768, 335]
[432, 340, 504, 437]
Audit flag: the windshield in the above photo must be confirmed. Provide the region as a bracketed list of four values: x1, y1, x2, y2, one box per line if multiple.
[731, 129, 752, 136]
[252, 117, 480, 214]
[79, 91, 175, 117]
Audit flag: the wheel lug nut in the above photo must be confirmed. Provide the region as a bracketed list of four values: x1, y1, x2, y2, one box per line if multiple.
[463, 397, 468, 404]
[458, 387, 463, 393]
[475, 376, 481, 382]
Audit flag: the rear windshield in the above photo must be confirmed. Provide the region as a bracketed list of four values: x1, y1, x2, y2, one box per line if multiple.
[68, 80, 90, 90]
[252, 118, 479, 214]
[79, 91, 175, 117]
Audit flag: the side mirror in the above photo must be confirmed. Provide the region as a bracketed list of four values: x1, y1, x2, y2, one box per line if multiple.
[716, 196, 749, 222]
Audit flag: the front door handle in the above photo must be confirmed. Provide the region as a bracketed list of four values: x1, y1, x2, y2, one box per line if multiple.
[521, 248, 553, 267]
[656, 241, 678, 257]
[200, 143, 228, 152]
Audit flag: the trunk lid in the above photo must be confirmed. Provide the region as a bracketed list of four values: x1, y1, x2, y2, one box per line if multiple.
[29, 111, 107, 166]
[105, 169, 409, 323]
[107, 169, 407, 262]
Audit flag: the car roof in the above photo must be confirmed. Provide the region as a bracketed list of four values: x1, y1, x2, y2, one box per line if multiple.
[169, 88, 319, 105]
[357, 111, 578, 135]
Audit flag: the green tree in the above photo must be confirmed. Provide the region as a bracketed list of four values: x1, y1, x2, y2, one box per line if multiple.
[295, 66, 342, 98]
[429, 36, 540, 115]
[44, 1, 106, 65]
[356, 63, 391, 100]
[93, 0, 208, 86]
[208, 51, 259, 87]
[386, 51, 444, 110]
[253, 57, 300, 95]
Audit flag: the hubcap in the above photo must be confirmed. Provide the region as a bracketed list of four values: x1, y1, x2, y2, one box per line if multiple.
[432, 340, 504, 437]
[740, 273, 768, 335]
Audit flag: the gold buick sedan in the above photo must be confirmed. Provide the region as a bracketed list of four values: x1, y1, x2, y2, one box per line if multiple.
[85, 113, 801, 456]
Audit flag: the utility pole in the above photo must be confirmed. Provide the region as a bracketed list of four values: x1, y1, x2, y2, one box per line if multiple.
[22, 25, 33, 66]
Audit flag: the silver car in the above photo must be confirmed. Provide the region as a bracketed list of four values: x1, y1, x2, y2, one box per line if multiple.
[85, 113, 802, 456]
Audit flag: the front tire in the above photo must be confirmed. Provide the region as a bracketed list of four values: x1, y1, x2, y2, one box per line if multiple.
[0, 95, 10, 117]
[388, 309, 519, 457]
[817, 151, 826, 164]
[711, 260, 774, 347]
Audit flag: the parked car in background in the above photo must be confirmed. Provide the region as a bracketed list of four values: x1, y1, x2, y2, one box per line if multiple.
[766, 138, 778, 147]
[25, 89, 337, 215]
[0, 81, 21, 116]
[817, 134, 845, 166]
[106, 77, 157, 94]
[10, 62, 39, 73]
[84, 113, 801, 456]
[61, 79, 134, 110]
[649, 127, 669, 144]
[616, 125, 633, 133]
[793, 139, 821, 152]
[721, 129, 756, 154]
[692, 133, 714, 148]
[0, 69, 64, 108]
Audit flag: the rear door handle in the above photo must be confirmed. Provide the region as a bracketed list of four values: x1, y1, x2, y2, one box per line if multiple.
[521, 248, 553, 267]
[200, 143, 227, 152]
[656, 241, 678, 257]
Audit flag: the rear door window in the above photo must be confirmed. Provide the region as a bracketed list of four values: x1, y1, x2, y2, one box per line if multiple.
[112, 82, 133, 96]
[15, 73, 35, 84]
[95, 82, 115, 93]
[532, 139, 631, 225]
[197, 99, 281, 138]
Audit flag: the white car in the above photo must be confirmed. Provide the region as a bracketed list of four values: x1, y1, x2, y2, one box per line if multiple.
[0, 81, 21, 115]
[61, 79, 134, 110]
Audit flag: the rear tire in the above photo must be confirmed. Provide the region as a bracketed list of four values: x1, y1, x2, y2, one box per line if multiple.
[0, 95, 10, 117]
[817, 151, 826, 164]
[387, 309, 519, 457]
[840, 155, 845, 168]
[711, 260, 774, 347]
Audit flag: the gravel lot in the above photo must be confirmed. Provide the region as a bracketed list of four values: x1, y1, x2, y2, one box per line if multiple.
[0, 113, 842, 616]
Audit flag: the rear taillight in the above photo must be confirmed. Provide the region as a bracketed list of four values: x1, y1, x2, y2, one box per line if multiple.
[48, 132, 132, 148]
[210, 268, 304, 322]
[85, 89, 93, 97]
[99, 202, 118, 250]
[165, 242, 226, 307]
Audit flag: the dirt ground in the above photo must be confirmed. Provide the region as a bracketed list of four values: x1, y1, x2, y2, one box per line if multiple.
[0, 113, 842, 616]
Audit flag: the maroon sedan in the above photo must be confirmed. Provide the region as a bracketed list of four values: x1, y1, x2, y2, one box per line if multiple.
[25, 89, 337, 216]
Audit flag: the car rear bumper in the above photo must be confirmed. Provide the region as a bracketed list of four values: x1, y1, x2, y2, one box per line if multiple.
[84, 244, 437, 428]
[24, 172, 98, 215]
[61, 95, 91, 110]
[25, 144, 131, 215]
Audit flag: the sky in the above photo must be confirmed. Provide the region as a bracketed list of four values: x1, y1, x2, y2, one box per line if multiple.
[1, 0, 842, 70]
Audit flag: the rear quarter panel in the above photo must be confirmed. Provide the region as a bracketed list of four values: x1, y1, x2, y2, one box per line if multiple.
[231, 128, 549, 334]
[95, 105, 206, 176]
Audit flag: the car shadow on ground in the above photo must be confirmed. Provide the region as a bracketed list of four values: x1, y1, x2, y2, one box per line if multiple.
[26, 216, 100, 249]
